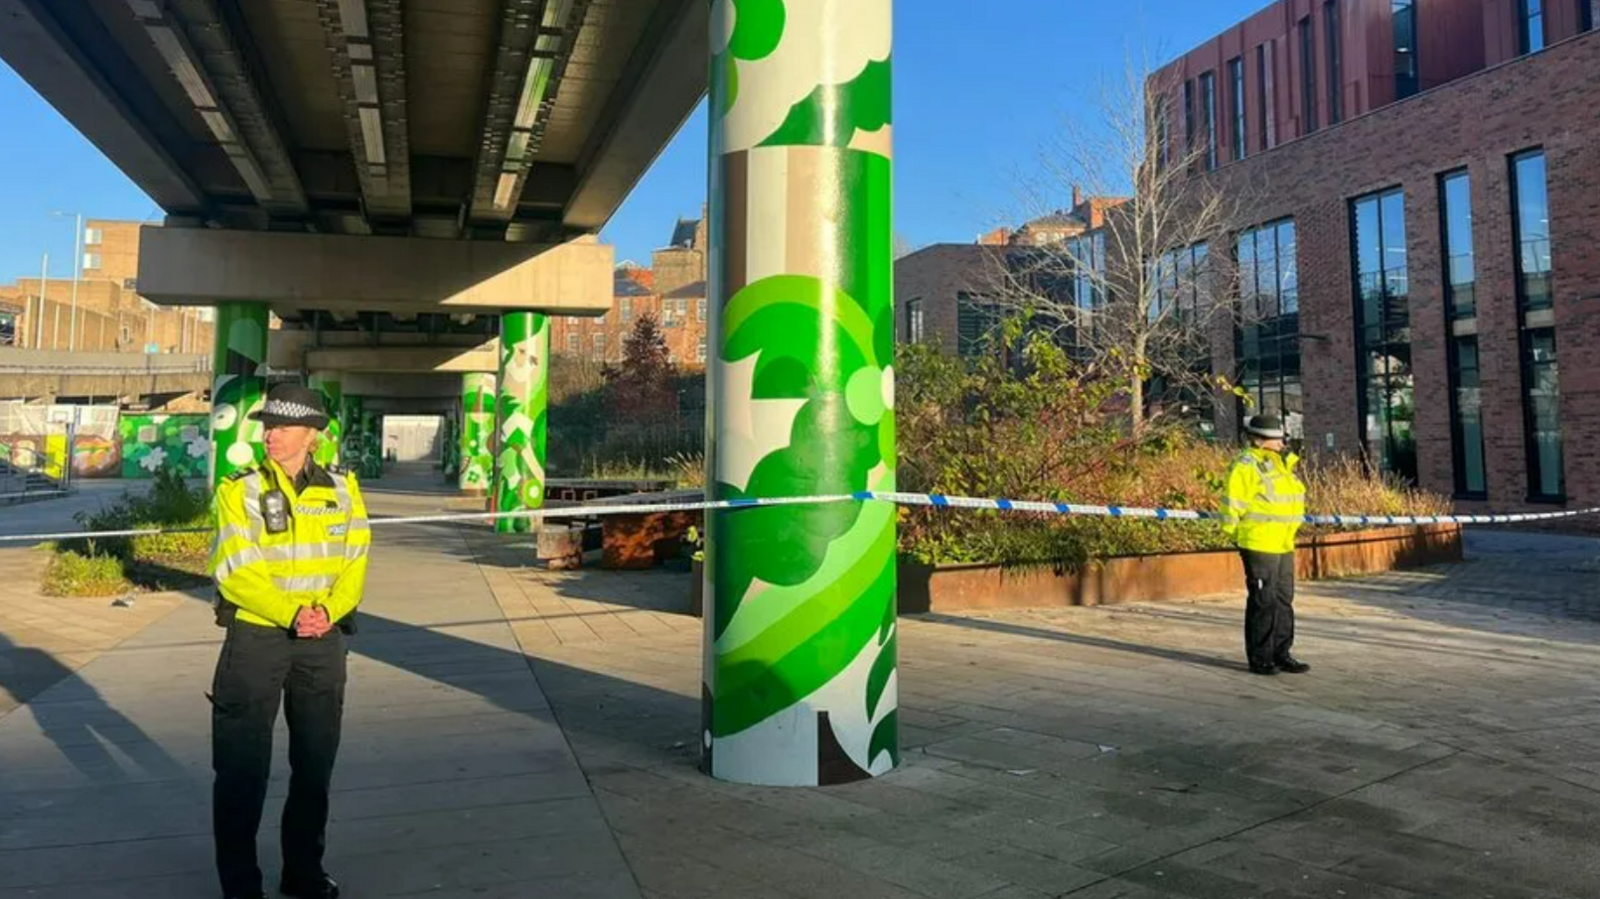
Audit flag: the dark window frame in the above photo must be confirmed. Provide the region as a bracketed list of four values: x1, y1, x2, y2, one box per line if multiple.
[1184, 79, 1196, 161]
[1199, 70, 1218, 170]
[1298, 17, 1317, 135]
[1235, 219, 1302, 440]
[1393, 0, 1419, 99]
[1350, 186, 1418, 484]
[1325, 0, 1343, 124]
[1521, 327, 1564, 501]
[1509, 147, 1563, 500]
[1519, 0, 1546, 53]
[1227, 57, 1246, 161]
[1510, 149, 1552, 314]
[1583, 0, 1595, 32]
[905, 298, 925, 344]
[1437, 169, 1487, 499]
[1256, 45, 1272, 151]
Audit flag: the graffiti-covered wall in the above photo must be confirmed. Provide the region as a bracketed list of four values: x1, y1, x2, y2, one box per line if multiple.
[118, 414, 210, 478]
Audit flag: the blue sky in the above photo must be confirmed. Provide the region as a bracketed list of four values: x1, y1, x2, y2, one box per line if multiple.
[0, 1, 1266, 282]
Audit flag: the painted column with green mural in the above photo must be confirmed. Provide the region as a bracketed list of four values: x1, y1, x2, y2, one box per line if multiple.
[703, 0, 897, 786]
[309, 373, 343, 468]
[459, 373, 497, 495]
[342, 395, 365, 477]
[441, 410, 460, 483]
[210, 302, 269, 484]
[494, 312, 549, 533]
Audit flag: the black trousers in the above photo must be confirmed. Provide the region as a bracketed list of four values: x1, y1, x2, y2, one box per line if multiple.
[1241, 550, 1296, 668]
[211, 621, 347, 896]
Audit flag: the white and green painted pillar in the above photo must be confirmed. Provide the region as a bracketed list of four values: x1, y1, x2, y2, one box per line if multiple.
[209, 302, 269, 484]
[494, 312, 550, 533]
[309, 373, 343, 468]
[342, 395, 365, 475]
[703, 0, 897, 786]
[460, 372, 497, 495]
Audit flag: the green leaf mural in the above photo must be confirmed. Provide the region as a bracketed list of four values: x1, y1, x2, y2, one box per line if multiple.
[119, 414, 211, 479]
[705, 0, 897, 786]
[494, 313, 550, 533]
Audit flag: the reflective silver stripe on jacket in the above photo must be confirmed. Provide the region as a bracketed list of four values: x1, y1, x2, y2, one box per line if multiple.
[273, 573, 338, 593]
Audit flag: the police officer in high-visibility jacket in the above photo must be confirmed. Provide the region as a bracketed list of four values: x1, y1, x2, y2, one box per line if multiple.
[209, 383, 369, 899]
[1222, 414, 1311, 676]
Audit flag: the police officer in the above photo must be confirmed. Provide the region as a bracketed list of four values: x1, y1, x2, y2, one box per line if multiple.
[1222, 414, 1311, 676]
[209, 384, 370, 899]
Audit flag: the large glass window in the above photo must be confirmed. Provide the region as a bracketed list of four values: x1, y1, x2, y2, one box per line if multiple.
[1228, 58, 1246, 162]
[1152, 243, 1209, 323]
[1299, 18, 1317, 135]
[1440, 171, 1475, 319]
[1520, 0, 1545, 53]
[1524, 329, 1563, 498]
[1439, 170, 1486, 496]
[1069, 231, 1105, 312]
[1199, 71, 1218, 170]
[1393, 0, 1419, 99]
[1184, 80, 1196, 158]
[1325, 0, 1343, 124]
[1352, 188, 1416, 482]
[1155, 97, 1170, 172]
[956, 292, 1004, 358]
[1511, 150, 1552, 312]
[1256, 45, 1274, 151]
[905, 298, 925, 344]
[1236, 220, 1302, 439]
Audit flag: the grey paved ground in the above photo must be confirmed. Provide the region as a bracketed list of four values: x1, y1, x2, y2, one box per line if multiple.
[0, 472, 638, 898]
[2, 475, 1599, 898]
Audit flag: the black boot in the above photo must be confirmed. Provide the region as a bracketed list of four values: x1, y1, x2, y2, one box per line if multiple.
[1274, 655, 1311, 674]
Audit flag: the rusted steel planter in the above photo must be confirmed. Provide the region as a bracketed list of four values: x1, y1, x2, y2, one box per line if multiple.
[897, 524, 1462, 614]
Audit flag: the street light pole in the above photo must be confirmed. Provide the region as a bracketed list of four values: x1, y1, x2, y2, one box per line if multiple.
[51, 211, 83, 352]
[37, 252, 48, 349]
[69, 213, 82, 352]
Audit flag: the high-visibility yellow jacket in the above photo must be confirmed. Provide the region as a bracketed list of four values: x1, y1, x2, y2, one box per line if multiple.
[210, 458, 371, 629]
[1221, 447, 1307, 554]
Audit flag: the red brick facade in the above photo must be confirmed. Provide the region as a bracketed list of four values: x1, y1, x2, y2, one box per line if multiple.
[1186, 30, 1600, 510]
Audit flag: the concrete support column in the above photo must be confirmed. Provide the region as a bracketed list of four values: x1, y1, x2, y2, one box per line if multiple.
[494, 312, 550, 533]
[209, 302, 269, 484]
[702, 1, 898, 786]
[459, 373, 496, 495]
[309, 373, 343, 468]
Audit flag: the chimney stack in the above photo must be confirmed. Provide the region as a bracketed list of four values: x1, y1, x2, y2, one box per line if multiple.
[1072, 184, 1083, 208]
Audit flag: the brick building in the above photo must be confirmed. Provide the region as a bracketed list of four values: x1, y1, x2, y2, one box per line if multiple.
[551, 214, 710, 368]
[1146, 1, 1600, 510]
[0, 219, 213, 353]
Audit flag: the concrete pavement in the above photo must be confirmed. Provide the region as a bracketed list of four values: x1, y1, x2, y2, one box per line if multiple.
[1, 475, 1599, 897]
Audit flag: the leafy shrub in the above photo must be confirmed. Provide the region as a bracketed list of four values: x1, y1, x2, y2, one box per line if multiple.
[46, 470, 212, 595]
[894, 327, 1451, 569]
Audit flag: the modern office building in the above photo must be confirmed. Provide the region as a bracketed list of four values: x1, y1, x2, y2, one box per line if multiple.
[1148, 0, 1599, 511]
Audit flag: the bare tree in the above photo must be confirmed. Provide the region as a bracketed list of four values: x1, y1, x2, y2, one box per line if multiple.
[893, 232, 918, 261]
[988, 54, 1259, 434]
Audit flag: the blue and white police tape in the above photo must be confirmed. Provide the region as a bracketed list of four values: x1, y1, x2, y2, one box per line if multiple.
[2, 490, 1596, 545]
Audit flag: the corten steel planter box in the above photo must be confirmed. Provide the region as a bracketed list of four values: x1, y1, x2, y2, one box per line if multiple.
[597, 490, 703, 570]
[897, 524, 1463, 614]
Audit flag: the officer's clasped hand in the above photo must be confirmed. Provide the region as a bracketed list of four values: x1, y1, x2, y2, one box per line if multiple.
[294, 606, 335, 639]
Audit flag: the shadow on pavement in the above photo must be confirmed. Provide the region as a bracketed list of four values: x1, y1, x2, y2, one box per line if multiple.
[916, 612, 1250, 673]
[0, 632, 189, 783]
